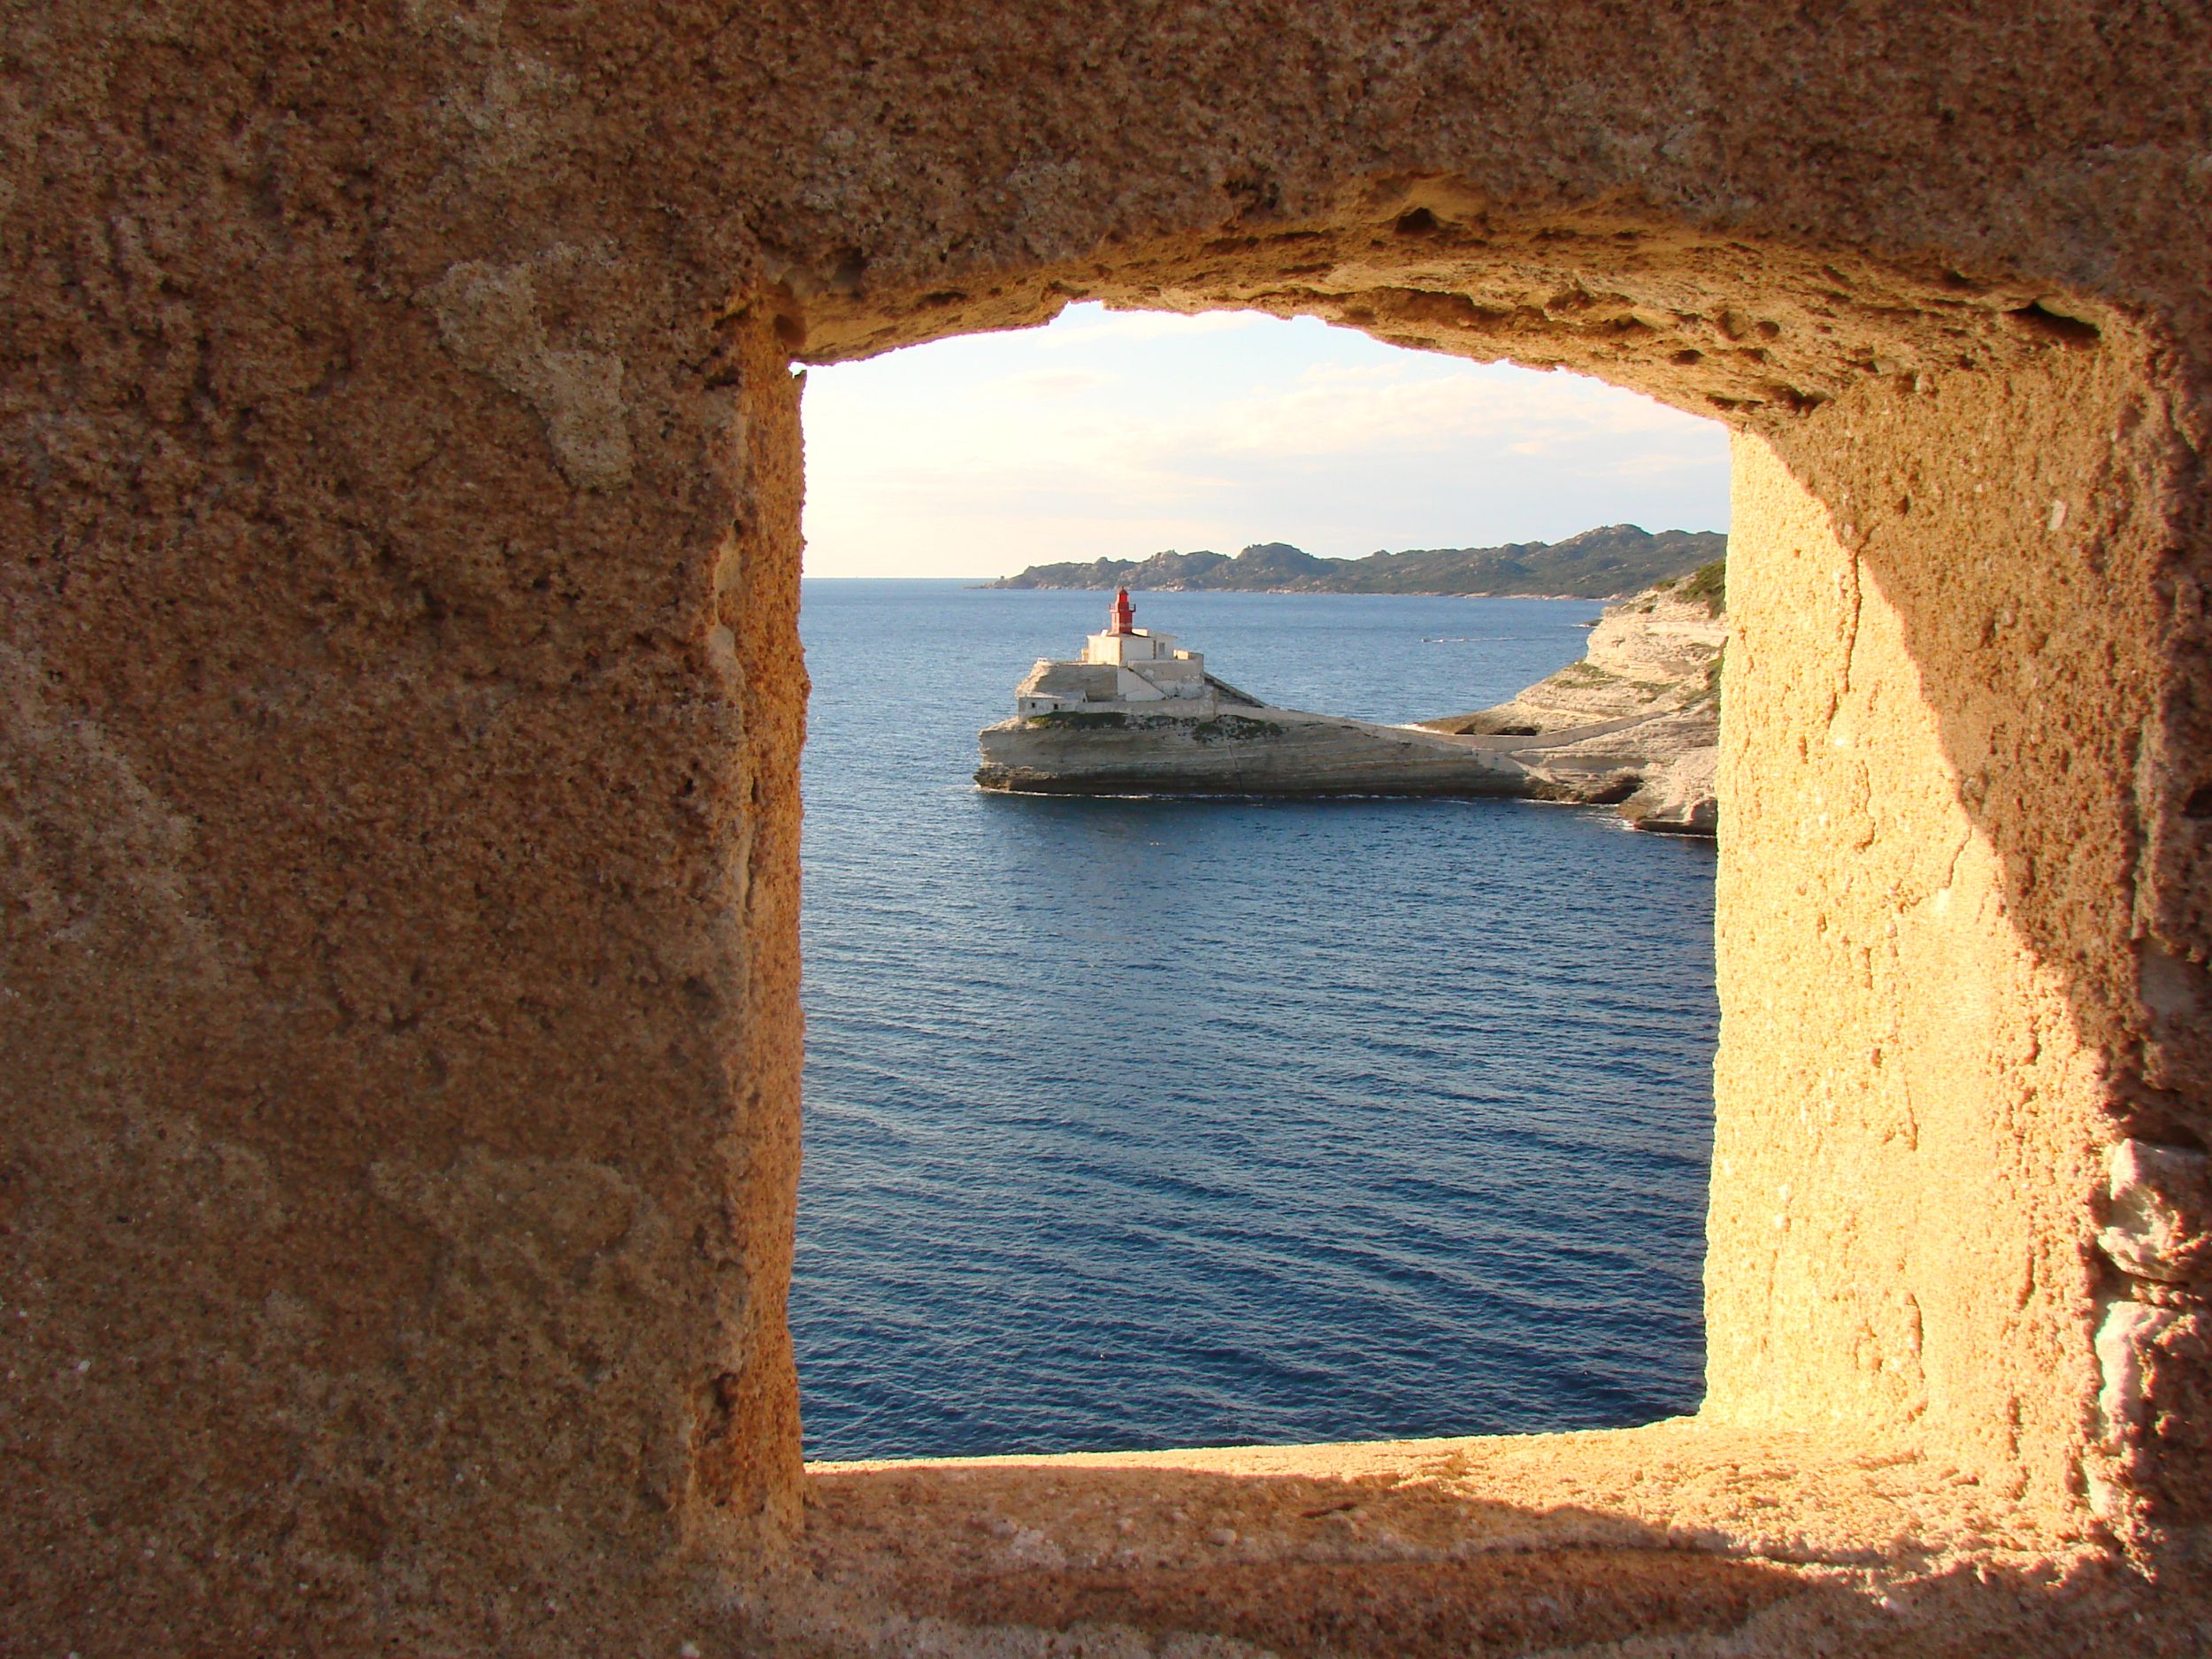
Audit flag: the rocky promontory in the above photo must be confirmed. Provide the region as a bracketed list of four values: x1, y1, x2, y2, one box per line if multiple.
[976, 563, 1725, 833]
[1418, 560, 1725, 833]
[978, 699, 1531, 798]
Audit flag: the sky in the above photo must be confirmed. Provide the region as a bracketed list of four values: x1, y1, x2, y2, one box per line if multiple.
[797, 303, 1731, 580]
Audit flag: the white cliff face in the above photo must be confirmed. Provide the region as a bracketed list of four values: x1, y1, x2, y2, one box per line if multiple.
[1443, 586, 1723, 733]
[1418, 571, 1725, 833]
[977, 703, 1532, 797]
[1586, 589, 1729, 685]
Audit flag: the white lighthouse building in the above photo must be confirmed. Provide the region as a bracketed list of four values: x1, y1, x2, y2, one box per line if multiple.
[1012, 589, 1216, 716]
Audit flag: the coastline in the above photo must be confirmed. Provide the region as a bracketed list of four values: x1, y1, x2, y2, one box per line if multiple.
[975, 572, 1724, 833]
[968, 582, 1614, 600]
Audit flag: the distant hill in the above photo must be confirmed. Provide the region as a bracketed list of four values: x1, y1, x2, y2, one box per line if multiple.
[983, 525, 1727, 598]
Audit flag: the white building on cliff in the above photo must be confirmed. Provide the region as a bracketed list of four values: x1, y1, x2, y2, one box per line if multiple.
[1013, 589, 1216, 716]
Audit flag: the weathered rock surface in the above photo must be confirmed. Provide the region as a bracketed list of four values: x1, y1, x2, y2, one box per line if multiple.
[975, 694, 1714, 820]
[2101, 1140, 2212, 1286]
[1422, 568, 1726, 833]
[10, 1, 2212, 1652]
[978, 704, 1531, 796]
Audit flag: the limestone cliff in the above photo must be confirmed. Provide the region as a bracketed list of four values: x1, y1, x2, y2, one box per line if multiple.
[1419, 562, 1725, 833]
[978, 564, 1726, 833]
[973, 695, 1720, 803]
[977, 704, 1532, 796]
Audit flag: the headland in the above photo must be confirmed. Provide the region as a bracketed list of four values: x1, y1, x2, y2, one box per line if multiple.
[975, 569, 1725, 833]
[984, 523, 1725, 598]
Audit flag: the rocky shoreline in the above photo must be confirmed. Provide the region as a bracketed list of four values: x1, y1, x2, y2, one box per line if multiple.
[1417, 561, 1724, 833]
[975, 565, 1725, 834]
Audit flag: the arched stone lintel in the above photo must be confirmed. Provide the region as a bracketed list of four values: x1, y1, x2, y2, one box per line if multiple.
[778, 199, 2121, 435]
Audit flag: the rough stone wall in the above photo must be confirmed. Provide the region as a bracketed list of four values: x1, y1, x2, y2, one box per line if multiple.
[1711, 339, 2212, 1559]
[1712, 411, 2127, 1532]
[0, 68, 812, 1644]
[4, 1, 2211, 1652]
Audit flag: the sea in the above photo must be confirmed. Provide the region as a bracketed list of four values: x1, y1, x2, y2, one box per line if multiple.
[793, 579, 1717, 1463]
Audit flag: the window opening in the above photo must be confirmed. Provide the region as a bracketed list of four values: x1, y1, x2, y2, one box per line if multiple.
[793, 304, 1729, 1460]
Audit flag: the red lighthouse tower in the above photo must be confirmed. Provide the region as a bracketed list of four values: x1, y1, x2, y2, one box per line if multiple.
[1108, 588, 1136, 635]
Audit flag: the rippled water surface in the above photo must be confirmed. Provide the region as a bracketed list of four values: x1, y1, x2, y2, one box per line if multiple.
[795, 580, 1717, 1461]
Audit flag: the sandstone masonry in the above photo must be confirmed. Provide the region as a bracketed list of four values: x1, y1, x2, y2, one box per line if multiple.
[4, 4, 2212, 1655]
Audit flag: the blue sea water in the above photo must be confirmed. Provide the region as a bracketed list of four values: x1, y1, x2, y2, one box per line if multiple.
[793, 580, 1717, 1462]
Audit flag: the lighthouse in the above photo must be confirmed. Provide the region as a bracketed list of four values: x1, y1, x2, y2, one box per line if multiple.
[1081, 590, 1194, 676]
[1008, 590, 1211, 715]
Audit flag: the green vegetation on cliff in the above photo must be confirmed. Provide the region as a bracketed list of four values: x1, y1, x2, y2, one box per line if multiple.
[985, 524, 1726, 599]
[1662, 557, 1727, 616]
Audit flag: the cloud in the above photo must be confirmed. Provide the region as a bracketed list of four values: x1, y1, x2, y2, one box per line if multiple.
[1292, 359, 1421, 387]
[1040, 306, 1275, 344]
[997, 368, 1118, 398]
[796, 303, 1728, 576]
[1167, 367, 1710, 463]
